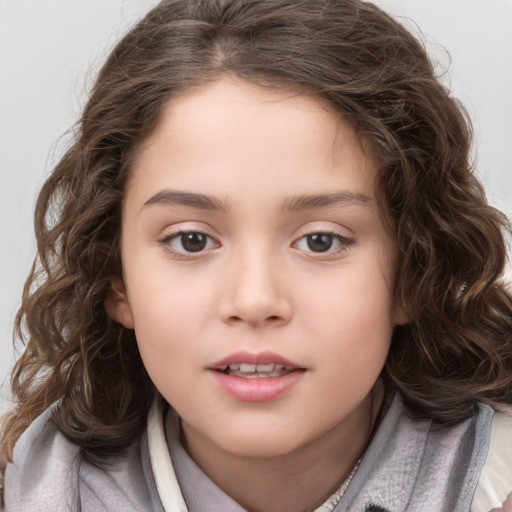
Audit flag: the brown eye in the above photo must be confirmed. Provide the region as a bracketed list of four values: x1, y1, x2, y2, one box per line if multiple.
[180, 232, 207, 252]
[306, 233, 334, 252]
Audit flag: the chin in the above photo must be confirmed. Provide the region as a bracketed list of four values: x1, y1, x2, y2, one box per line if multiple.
[209, 420, 316, 459]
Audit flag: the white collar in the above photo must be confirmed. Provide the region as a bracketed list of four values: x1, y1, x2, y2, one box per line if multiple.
[146, 396, 188, 512]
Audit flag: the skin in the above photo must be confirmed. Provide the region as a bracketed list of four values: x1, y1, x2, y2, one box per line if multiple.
[109, 77, 406, 512]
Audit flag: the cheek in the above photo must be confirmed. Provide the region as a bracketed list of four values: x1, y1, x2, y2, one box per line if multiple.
[123, 271, 202, 372]
[132, 301, 200, 404]
[302, 257, 396, 326]
[298, 260, 395, 367]
[125, 250, 216, 327]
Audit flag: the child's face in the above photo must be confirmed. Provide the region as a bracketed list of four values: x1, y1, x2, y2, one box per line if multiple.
[111, 77, 405, 462]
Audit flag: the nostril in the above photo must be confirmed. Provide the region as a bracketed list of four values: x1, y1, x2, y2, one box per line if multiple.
[226, 314, 282, 325]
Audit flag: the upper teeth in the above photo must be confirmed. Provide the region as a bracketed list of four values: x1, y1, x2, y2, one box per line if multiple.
[222, 363, 290, 372]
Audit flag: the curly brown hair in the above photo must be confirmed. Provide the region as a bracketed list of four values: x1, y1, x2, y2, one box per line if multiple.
[2, 0, 512, 481]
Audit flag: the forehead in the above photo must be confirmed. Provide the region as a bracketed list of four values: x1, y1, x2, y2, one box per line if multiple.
[127, 77, 379, 206]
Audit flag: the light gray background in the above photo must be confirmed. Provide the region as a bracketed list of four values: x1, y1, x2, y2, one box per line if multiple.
[1, 0, 511, 411]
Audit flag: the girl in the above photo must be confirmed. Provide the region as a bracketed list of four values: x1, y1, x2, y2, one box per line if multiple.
[1, 0, 512, 510]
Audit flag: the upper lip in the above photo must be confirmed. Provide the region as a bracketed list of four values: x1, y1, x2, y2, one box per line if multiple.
[209, 350, 302, 370]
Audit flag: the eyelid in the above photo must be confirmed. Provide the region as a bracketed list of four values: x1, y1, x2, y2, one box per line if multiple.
[293, 222, 353, 241]
[158, 221, 218, 241]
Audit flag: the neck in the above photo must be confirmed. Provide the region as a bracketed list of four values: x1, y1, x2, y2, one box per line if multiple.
[182, 385, 385, 512]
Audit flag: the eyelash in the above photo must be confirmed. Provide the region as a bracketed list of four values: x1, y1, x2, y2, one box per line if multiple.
[159, 230, 354, 258]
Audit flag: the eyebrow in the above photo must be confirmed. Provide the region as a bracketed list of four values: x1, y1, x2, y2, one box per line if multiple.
[143, 190, 232, 212]
[142, 189, 372, 213]
[281, 191, 373, 211]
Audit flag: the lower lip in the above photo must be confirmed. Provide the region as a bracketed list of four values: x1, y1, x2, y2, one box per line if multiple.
[208, 370, 305, 402]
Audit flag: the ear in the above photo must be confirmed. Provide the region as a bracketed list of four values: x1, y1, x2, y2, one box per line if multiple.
[105, 279, 135, 329]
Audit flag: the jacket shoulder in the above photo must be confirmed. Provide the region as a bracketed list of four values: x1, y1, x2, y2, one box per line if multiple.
[5, 404, 81, 511]
[5, 404, 164, 512]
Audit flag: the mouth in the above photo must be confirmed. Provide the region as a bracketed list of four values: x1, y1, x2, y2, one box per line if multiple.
[215, 362, 300, 379]
[209, 351, 305, 379]
[208, 351, 306, 401]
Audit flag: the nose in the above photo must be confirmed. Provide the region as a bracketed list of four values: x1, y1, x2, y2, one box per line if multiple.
[218, 249, 293, 328]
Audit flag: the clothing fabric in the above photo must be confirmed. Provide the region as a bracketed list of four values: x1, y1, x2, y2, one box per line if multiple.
[472, 408, 512, 511]
[4, 402, 164, 512]
[3, 394, 512, 512]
